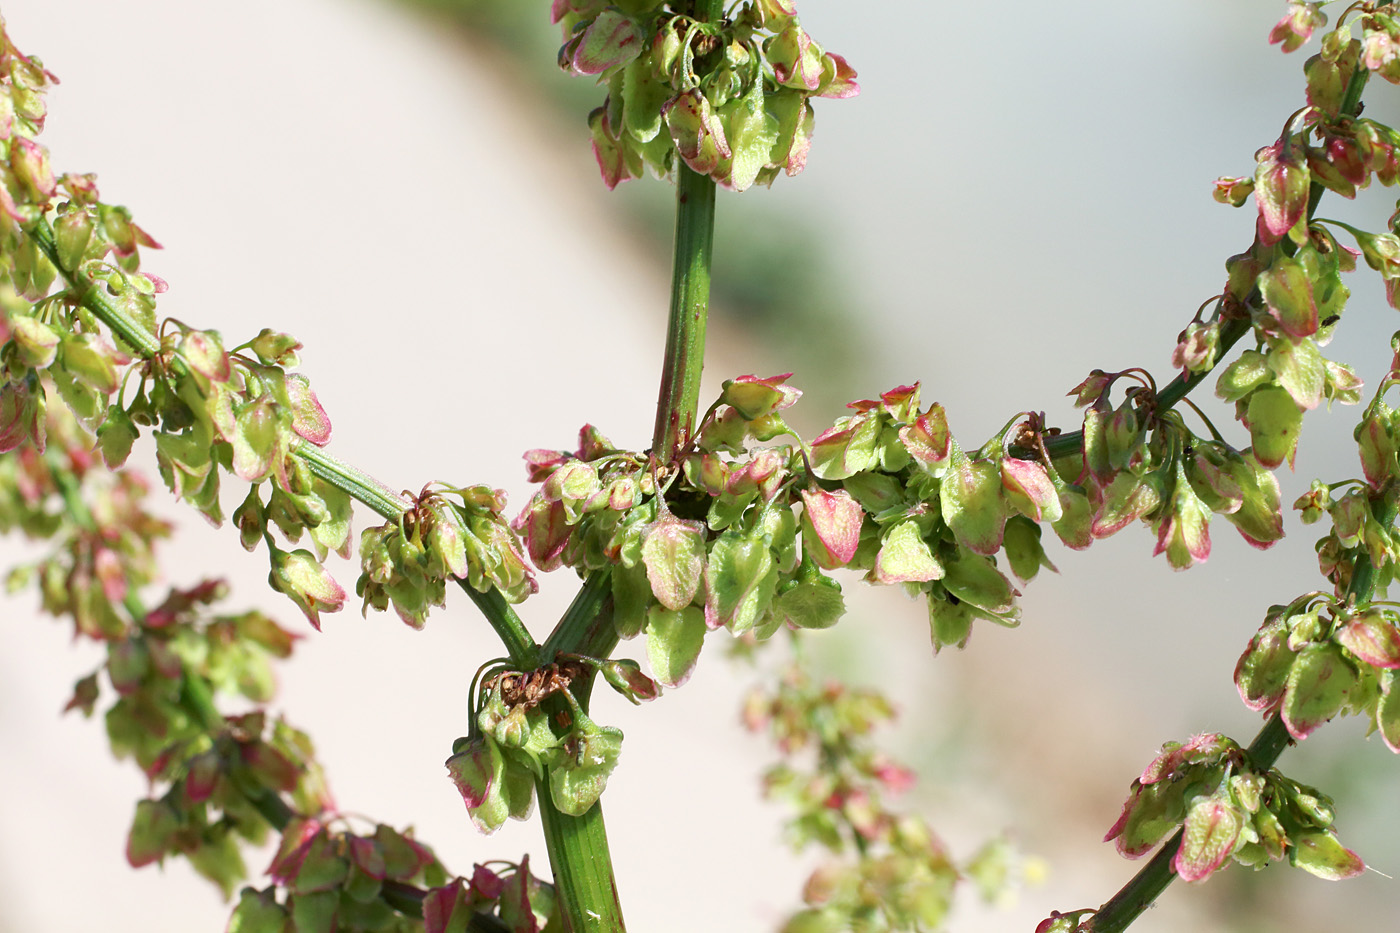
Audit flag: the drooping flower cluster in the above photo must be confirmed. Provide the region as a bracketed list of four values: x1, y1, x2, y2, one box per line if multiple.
[357, 484, 536, 628]
[555, 0, 858, 190]
[445, 654, 659, 833]
[1104, 733, 1362, 883]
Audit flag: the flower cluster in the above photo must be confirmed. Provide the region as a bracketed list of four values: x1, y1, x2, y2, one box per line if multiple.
[1105, 733, 1362, 884]
[446, 654, 659, 830]
[744, 661, 1017, 933]
[1072, 368, 1285, 570]
[515, 369, 1292, 702]
[233, 819, 559, 933]
[358, 484, 536, 628]
[1236, 591, 1400, 743]
[0, 16, 554, 638]
[554, 0, 857, 190]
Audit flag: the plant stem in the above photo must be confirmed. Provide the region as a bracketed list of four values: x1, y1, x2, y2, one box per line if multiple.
[541, 7, 721, 923]
[544, 570, 617, 676]
[1073, 68, 1376, 930]
[538, 792, 624, 933]
[650, 163, 716, 465]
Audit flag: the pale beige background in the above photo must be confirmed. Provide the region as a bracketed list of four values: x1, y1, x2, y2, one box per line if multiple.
[1, 1, 1397, 931]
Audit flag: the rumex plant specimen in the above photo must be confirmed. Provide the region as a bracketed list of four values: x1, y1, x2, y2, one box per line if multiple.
[7, 1, 1400, 932]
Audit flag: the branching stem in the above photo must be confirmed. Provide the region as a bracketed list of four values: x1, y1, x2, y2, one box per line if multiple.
[1073, 64, 1374, 933]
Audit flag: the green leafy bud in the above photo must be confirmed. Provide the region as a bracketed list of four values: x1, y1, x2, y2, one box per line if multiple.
[704, 529, 778, 633]
[664, 89, 731, 176]
[566, 10, 645, 76]
[1290, 830, 1364, 880]
[1260, 254, 1319, 339]
[1104, 778, 1188, 859]
[1172, 321, 1221, 373]
[125, 798, 181, 867]
[1090, 470, 1162, 539]
[940, 446, 1007, 556]
[231, 396, 284, 482]
[611, 560, 651, 639]
[1282, 643, 1359, 738]
[1335, 608, 1400, 669]
[799, 487, 862, 568]
[0, 377, 43, 452]
[1252, 803, 1289, 861]
[1254, 140, 1310, 245]
[1357, 409, 1397, 489]
[1244, 385, 1303, 469]
[765, 22, 824, 91]
[600, 658, 660, 703]
[722, 373, 800, 421]
[927, 592, 974, 653]
[1215, 349, 1271, 403]
[1212, 175, 1255, 207]
[1235, 616, 1297, 712]
[646, 605, 706, 686]
[721, 83, 781, 192]
[1003, 515, 1056, 583]
[1173, 794, 1243, 882]
[288, 890, 338, 933]
[96, 404, 138, 469]
[766, 86, 814, 176]
[227, 887, 288, 933]
[1267, 336, 1325, 410]
[640, 510, 706, 610]
[52, 206, 96, 271]
[773, 564, 845, 630]
[445, 735, 509, 834]
[176, 328, 231, 388]
[899, 403, 951, 467]
[549, 724, 624, 816]
[1153, 460, 1212, 570]
[1001, 456, 1062, 523]
[9, 136, 55, 203]
[514, 495, 570, 572]
[621, 52, 668, 144]
[8, 313, 58, 369]
[942, 552, 1018, 620]
[290, 831, 349, 894]
[810, 414, 879, 479]
[60, 331, 124, 395]
[872, 519, 942, 584]
[268, 546, 346, 631]
[248, 327, 302, 367]
[283, 373, 331, 446]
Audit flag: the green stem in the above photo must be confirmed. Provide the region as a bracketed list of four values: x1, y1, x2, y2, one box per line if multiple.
[538, 793, 624, 933]
[295, 442, 413, 520]
[1076, 68, 1376, 931]
[544, 570, 617, 675]
[541, 13, 719, 928]
[464, 584, 538, 667]
[650, 163, 716, 465]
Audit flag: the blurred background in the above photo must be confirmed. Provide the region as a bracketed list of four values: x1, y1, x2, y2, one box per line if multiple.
[1, 0, 1399, 930]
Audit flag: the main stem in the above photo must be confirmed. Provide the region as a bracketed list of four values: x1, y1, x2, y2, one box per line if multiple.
[650, 163, 716, 465]
[543, 158, 717, 931]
